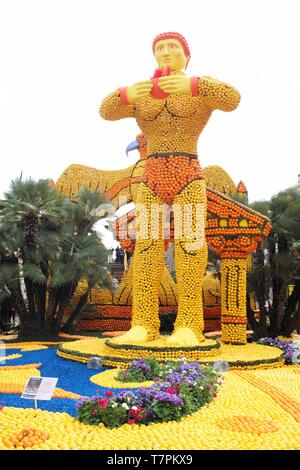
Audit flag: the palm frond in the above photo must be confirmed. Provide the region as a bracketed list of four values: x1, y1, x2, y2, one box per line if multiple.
[23, 262, 47, 285]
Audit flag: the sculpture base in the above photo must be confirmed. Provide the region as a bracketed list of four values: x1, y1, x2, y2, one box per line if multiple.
[102, 336, 220, 364]
[57, 337, 285, 370]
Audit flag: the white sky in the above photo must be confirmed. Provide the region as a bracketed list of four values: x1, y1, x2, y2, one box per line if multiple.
[0, 0, 299, 209]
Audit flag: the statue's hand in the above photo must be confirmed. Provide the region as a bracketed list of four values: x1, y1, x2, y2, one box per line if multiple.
[126, 81, 153, 104]
[158, 75, 192, 94]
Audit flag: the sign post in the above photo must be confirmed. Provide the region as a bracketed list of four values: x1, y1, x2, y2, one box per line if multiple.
[22, 377, 58, 408]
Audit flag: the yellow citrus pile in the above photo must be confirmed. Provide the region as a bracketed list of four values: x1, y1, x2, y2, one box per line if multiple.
[89, 369, 154, 389]
[20, 345, 48, 352]
[216, 416, 279, 434]
[0, 341, 61, 350]
[0, 366, 299, 449]
[0, 353, 22, 362]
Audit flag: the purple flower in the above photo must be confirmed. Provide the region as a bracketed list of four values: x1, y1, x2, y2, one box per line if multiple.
[178, 362, 202, 373]
[117, 390, 135, 400]
[76, 396, 91, 409]
[137, 382, 184, 406]
[183, 376, 197, 387]
[152, 391, 183, 406]
[131, 358, 152, 373]
[166, 372, 182, 386]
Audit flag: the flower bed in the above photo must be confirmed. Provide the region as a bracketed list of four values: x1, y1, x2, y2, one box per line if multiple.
[257, 338, 300, 364]
[76, 358, 223, 428]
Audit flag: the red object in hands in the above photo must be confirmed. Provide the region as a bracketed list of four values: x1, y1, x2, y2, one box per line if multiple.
[150, 77, 169, 99]
[153, 69, 163, 78]
[150, 68, 171, 99]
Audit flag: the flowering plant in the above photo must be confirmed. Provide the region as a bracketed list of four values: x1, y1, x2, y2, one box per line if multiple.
[257, 337, 300, 364]
[116, 357, 160, 382]
[76, 359, 223, 427]
[76, 390, 142, 428]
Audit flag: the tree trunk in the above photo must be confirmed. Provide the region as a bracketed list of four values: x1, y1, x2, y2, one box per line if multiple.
[23, 277, 38, 319]
[18, 315, 49, 338]
[51, 298, 69, 335]
[35, 284, 47, 325]
[15, 284, 28, 322]
[282, 301, 300, 337]
[61, 291, 89, 333]
[255, 243, 268, 338]
[280, 280, 300, 334]
[246, 294, 259, 336]
[50, 283, 74, 334]
[46, 287, 59, 325]
[281, 281, 300, 337]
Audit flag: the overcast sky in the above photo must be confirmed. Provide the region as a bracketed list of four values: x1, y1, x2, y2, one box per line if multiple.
[0, 0, 299, 208]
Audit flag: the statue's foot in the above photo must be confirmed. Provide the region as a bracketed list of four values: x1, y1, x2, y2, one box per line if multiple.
[165, 328, 205, 347]
[110, 326, 149, 344]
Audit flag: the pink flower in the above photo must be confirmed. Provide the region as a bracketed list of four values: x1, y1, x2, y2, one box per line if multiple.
[127, 419, 136, 425]
[129, 406, 144, 421]
[166, 387, 177, 394]
[206, 383, 212, 389]
[212, 391, 217, 397]
[92, 409, 98, 414]
[0, 405, 3, 411]
[105, 391, 114, 397]
[98, 398, 109, 409]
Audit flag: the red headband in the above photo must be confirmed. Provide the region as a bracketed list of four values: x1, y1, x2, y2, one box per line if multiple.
[152, 32, 191, 59]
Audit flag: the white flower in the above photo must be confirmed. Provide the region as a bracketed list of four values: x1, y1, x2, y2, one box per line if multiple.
[122, 403, 129, 410]
[199, 386, 204, 390]
[131, 406, 138, 411]
[111, 403, 117, 409]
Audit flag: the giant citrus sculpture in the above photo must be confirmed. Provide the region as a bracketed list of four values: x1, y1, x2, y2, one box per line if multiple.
[57, 32, 272, 366]
[99, 31, 241, 348]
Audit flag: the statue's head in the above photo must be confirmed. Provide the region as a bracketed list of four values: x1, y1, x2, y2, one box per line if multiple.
[152, 32, 190, 72]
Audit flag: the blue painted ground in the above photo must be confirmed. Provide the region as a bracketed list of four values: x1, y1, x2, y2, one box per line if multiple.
[0, 347, 131, 417]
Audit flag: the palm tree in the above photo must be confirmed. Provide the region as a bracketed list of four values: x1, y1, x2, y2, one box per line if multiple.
[0, 178, 112, 338]
[247, 190, 300, 338]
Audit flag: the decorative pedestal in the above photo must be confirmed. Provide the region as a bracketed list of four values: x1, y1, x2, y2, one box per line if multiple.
[57, 338, 285, 370]
[101, 337, 220, 367]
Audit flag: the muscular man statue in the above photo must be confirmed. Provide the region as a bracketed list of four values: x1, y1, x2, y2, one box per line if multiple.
[100, 32, 240, 346]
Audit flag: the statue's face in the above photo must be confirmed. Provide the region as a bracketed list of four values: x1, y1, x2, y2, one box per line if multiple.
[154, 38, 187, 71]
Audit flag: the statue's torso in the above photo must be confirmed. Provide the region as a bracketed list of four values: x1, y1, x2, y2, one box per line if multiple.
[135, 94, 213, 156]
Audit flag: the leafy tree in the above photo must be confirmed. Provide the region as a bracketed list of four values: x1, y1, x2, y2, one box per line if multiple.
[0, 178, 112, 338]
[247, 189, 300, 338]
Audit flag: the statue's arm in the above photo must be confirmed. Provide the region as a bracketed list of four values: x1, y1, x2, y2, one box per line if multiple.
[198, 76, 241, 112]
[99, 89, 136, 121]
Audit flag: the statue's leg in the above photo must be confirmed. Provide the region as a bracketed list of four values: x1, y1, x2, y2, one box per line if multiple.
[166, 179, 207, 346]
[112, 183, 165, 343]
